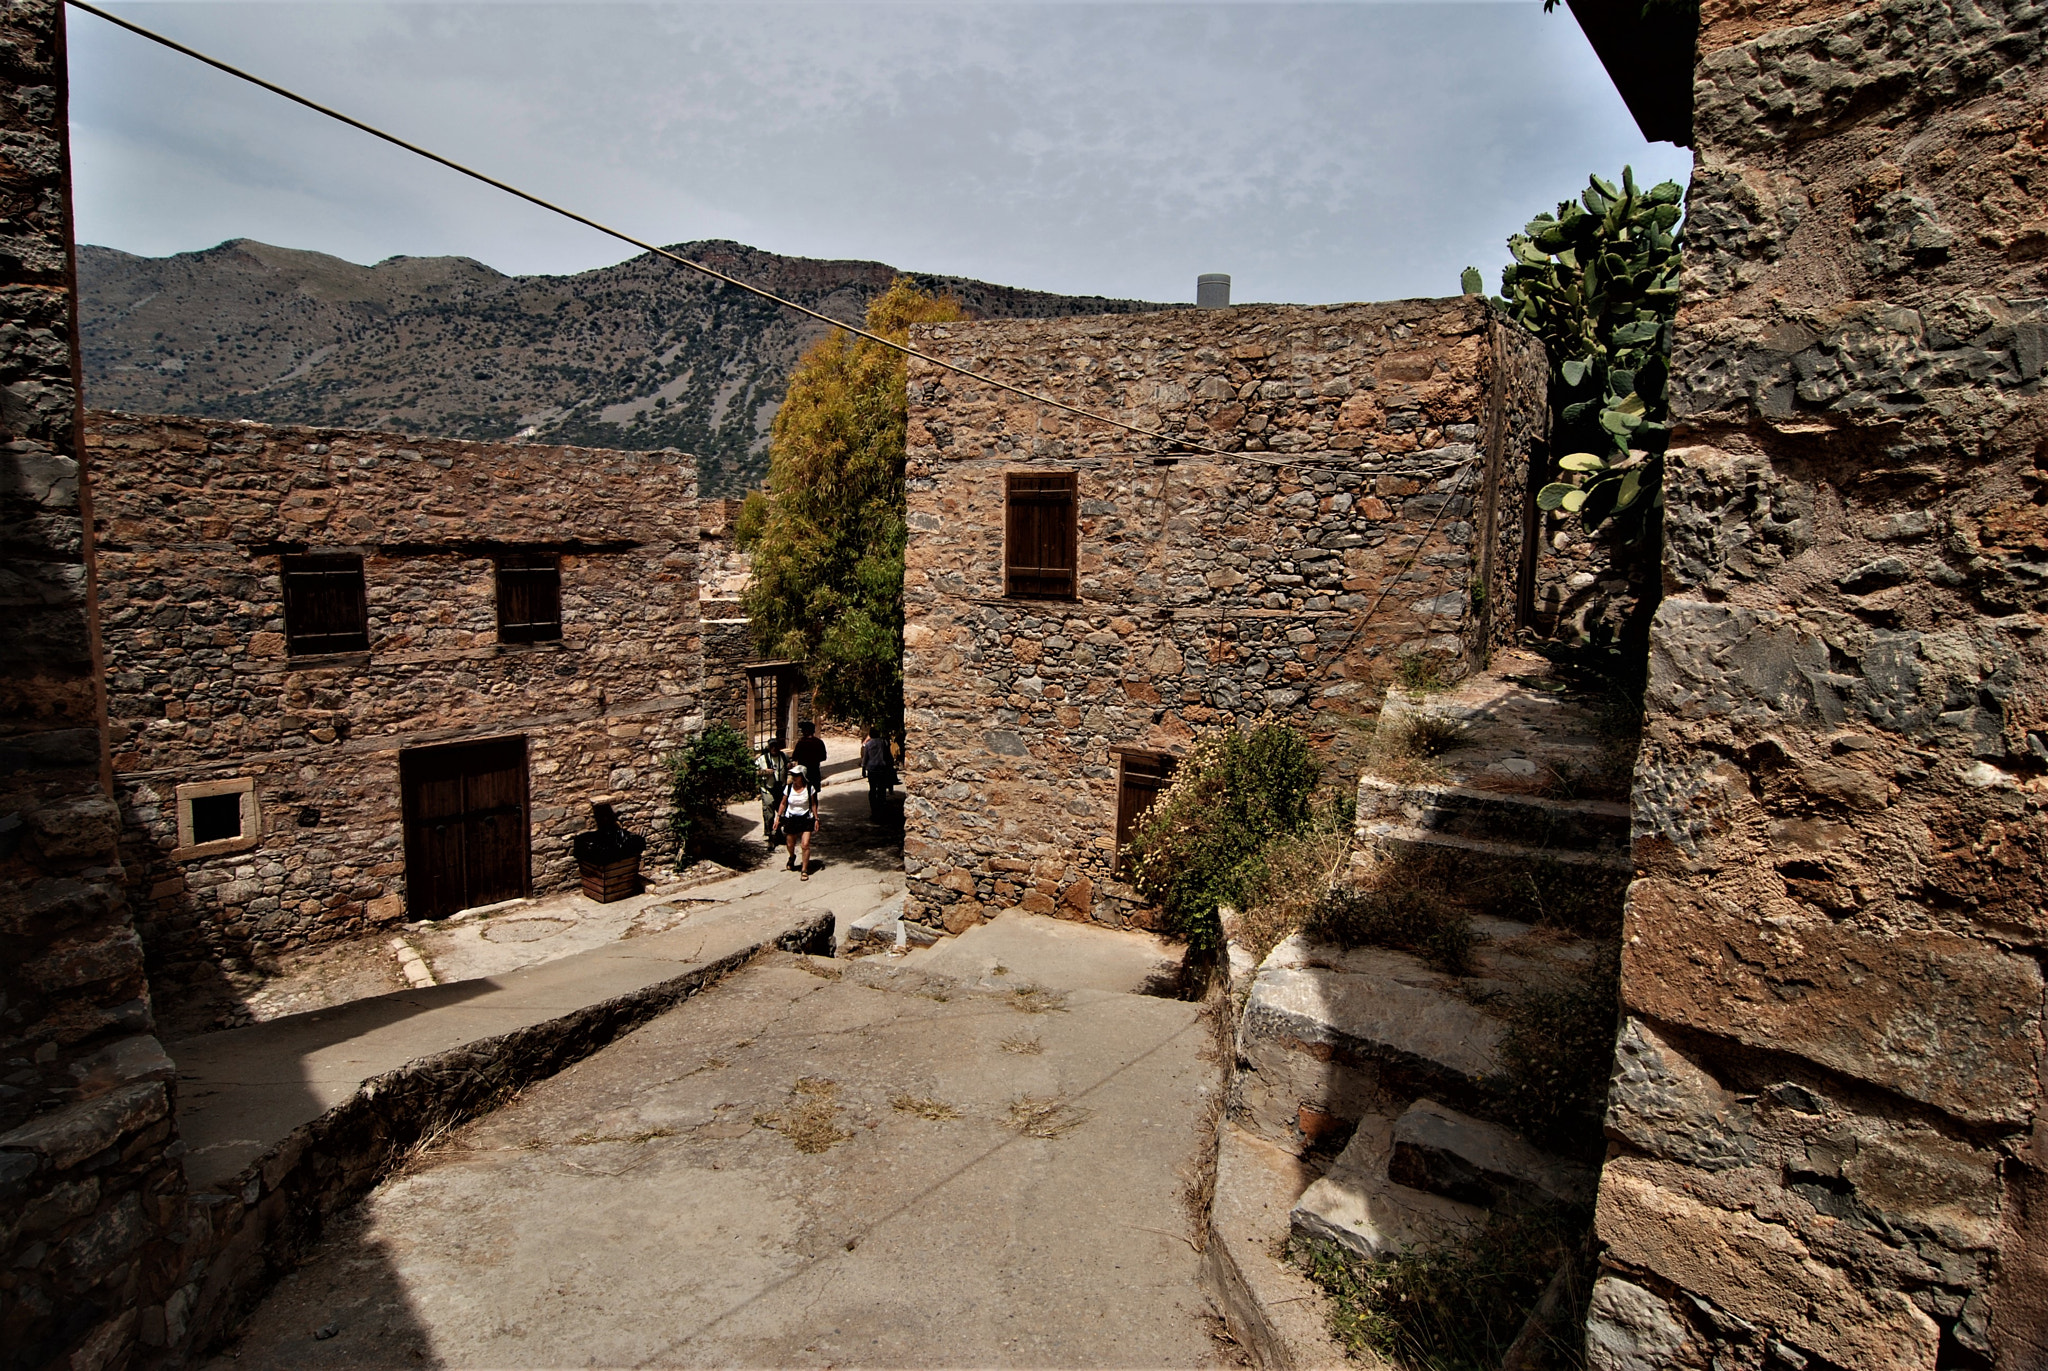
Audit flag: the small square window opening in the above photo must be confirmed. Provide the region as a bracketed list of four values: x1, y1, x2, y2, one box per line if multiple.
[173, 778, 261, 859]
[188, 792, 243, 845]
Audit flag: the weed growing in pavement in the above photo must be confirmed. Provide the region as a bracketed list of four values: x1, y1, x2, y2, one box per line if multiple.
[1395, 654, 1454, 693]
[1304, 880, 1478, 976]
[1009, 984, 1067, 1014]
[759, 1077, 853, 1154]
[1007, 1096, 1090, 1139]
[890, 1093, 961, 1121]
[1232, 825, 1353, 963]
[1290, 1200, 1588, 1370]
[999, 1034, 1045, 1055]
[1489, 945, 1622, 1160]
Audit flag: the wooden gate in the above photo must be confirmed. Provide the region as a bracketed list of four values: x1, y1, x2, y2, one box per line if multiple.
[400, 735, 531, 920]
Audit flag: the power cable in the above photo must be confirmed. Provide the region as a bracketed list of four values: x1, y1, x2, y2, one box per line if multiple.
[66, 0, 1492, 655]
[67, 0, 1266, 463]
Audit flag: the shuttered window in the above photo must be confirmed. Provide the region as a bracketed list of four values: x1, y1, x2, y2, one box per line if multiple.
[1113, 750, 1179, 877]
[282, 553, 369, 655]
[496, 554, 562, 643]
[1004, 472, 1078, 600]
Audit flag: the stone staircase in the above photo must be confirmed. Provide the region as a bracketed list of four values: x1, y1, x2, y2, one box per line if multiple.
[1205, 649, 1632, 1363]
[1357, 646, 1633, 878]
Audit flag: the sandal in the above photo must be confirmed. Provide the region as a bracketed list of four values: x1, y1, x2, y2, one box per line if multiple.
[800, 871, 810, 881]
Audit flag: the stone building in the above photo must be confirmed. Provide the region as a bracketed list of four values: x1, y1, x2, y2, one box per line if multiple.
[84, 412, 702, 986]
[1571, 0, 2048, 1365]
[898, 298, 1549, 930]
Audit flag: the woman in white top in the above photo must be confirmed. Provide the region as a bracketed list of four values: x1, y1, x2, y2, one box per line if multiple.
[774, 770, 821, 880]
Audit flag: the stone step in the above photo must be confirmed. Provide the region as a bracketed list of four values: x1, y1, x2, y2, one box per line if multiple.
[1387, 1098, 1596, 1209]
[1289, 1111, 1486, 1260]
[1361, 821, 1634, 876]
[1357, 776, 1629, 855]
[836, 895, 940, 955]
[1233, 935, 1503, 1152]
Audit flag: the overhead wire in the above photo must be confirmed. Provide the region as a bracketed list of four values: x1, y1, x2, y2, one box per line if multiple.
[66, 0, 1289, 466]
[66, 0, 1488, 664]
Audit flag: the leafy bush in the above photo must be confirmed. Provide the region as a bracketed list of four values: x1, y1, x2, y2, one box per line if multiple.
[1124, 724, 1319, 954]
[1293, 1201, 1589, 1370]
[1495, 168, 1685, 550]
[1230, 801, 1356, 961]
[663, 724, 757, 865]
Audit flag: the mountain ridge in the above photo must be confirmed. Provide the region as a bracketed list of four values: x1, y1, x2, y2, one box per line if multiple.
[77, 238, 1168, 494]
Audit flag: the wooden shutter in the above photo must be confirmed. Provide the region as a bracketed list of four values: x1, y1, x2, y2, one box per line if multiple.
[496, 554, 562, 642]
[1005, 472, 1077, 600]
[1113, 751, 1178, 877]
[282, 553, 369, 654]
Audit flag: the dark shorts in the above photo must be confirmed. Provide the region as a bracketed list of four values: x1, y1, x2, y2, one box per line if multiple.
[782, 815, 815, 835]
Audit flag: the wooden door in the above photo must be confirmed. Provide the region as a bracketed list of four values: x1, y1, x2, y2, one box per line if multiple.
[1113, 751, 1178, 877]
[401, 736, 530, 919]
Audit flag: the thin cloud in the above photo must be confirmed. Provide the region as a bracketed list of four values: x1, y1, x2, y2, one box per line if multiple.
[68, 2, 1692, 302]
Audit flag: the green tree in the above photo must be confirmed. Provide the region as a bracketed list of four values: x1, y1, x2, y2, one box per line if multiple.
[737, 279, 962, 731]
[1494, 167, 1684, 548]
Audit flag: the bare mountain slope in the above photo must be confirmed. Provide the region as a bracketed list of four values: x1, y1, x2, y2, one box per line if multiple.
[78, 239, 1165, 495]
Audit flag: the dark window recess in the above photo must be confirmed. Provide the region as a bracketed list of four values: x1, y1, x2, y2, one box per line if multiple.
[1005, 472, 1078, 599]
[496, 554, 563, 643]
[1113, 751, 1179, 877]
[189, 792, 243, 845]
[282, 553, 369, 654]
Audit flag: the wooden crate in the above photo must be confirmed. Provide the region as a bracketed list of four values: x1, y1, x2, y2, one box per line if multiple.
[579, 857, 639, 904]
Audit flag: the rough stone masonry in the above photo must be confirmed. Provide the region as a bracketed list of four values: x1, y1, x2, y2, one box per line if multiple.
[0, 6, 193, 1368]
[87, 411, 703, 988]
[899, 298, 1549, 931]
[1587, 1, 2048, 1367]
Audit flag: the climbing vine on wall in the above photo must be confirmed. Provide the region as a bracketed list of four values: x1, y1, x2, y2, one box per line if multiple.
[1494, 168, 1684, 548]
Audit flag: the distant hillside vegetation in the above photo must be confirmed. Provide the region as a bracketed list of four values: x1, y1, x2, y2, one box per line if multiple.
[77, 239, 1165, 496]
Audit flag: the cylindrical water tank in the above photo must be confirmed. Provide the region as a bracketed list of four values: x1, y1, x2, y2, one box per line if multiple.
[1196, 274, 1231, 308]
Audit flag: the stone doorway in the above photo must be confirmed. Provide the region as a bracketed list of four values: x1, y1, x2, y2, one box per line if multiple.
[400, 735, 532, 919]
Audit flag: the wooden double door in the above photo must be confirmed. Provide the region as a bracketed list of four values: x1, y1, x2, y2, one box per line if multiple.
[401, 736, 531, 920]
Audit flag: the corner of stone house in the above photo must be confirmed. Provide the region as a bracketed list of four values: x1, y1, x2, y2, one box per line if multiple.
[898, 297, 1579, 938]
[1581, 0, 2048, 1366]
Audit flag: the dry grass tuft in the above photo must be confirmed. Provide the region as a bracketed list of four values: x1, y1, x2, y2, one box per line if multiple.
[1007, 1095, 1091, 1139]
[999, 1034, 1045, 1055]
[1009, 984, 1068, 1015]
[760, 1077, 853, 1153]
[890, 1093, 961, 1121]
[1234, 827, 1352, 962]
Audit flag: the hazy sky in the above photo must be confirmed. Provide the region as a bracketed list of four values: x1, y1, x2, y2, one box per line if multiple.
[68, 1, 1693, 304]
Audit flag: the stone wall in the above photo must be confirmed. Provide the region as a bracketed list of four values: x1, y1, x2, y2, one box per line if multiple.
[0, 7, 193, 1368]
[87, 412, 701, 984]
[697, 496, 756, 731]
[900, 300, 1546, 929]
[1591, 2, 2048, 1367]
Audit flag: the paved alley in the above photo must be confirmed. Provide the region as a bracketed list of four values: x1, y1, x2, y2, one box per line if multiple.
[205, 918, 1233, 1368]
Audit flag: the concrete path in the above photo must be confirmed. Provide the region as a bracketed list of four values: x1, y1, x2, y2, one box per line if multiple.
[205, 920, 1238, 1368]
[174, 873, 891, 1191]
[173, 747, 904, 1192]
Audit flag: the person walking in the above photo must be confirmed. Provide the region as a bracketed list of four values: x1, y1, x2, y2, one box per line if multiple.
[774, 769, 821, 879]
[792, 720, 827, 794]
[757, 738, 790, 840]
[860, 726, 896, 821]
